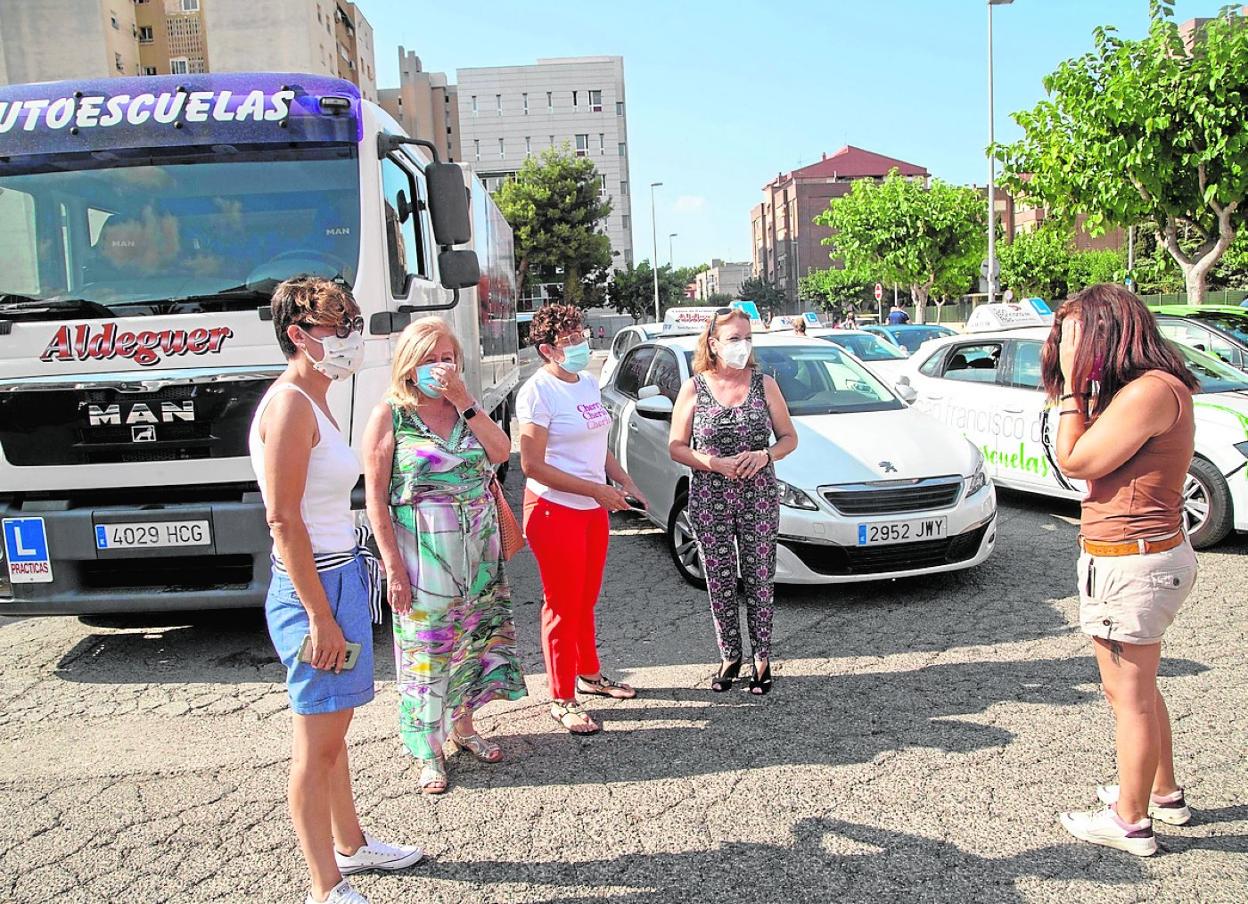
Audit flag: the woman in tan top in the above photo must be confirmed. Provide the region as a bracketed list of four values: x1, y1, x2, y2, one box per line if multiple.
[1041, 284, 1200, 857]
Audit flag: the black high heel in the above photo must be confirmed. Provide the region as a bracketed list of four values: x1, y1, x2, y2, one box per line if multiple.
[749, 662, 773, 696]
[711, 659, 741, 692]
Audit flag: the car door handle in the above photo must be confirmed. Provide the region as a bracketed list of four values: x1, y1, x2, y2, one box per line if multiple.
[1003, 407, 1024, 414]
[628, 421, 639, 431]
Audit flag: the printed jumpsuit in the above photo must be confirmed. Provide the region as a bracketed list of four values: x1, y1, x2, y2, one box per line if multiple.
[688, 369, 780, 661]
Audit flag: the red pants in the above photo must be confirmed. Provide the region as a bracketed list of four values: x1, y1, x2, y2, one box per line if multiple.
[524, 490, 609, 699]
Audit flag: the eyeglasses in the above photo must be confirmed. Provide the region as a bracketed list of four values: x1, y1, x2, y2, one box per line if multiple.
[301, 315, 365, 339]
[552, 329, 590, 348]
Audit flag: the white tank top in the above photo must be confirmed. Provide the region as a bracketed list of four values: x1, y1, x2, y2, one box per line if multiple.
[248, 382, 360, 555]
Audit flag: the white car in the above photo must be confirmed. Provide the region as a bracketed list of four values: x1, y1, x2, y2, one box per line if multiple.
[897, 322, 1248, 548]
[600, 322, 666, 387]
[810, 328, 912, 385]
[600, 333, 998, 586]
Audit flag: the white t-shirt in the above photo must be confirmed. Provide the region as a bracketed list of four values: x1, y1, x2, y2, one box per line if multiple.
[516, 368, 611, 510]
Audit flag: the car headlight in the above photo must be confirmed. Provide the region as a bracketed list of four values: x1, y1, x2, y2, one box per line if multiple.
[777, 480, 819, 510]
[965, 442, 988, 496]
[1236, 440, 1248, 459]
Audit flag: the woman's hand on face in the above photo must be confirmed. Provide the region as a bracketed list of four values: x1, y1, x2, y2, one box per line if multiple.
[735, 450, 770, 480]
[433, 364, 472, 409]
[385, 560, 412, 615]
[1059, 317, 1082, 389]
[309, 611, 348, 672]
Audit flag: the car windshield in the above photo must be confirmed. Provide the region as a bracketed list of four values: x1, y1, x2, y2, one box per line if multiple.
[819, 332, 908, 361]
[0, 143, 360, 321]
[752, 344, 902, 415]
[1175, 343, 1248, 394]
[888, 326, 955, 354]
[1184, 312, 1248, 345]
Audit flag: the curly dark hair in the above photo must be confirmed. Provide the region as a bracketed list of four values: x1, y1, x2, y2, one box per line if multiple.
[529, 303, 584, 360]
[270, 276, 359, 359]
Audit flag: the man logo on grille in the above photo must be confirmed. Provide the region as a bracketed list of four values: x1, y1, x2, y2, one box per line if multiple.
[131, 425, 157, 443]
[879, 461, 898, 474]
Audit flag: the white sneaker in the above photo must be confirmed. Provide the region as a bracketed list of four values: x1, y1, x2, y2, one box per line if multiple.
[335, 833, 424, 875]
[1059, 806, 1157, 857]
[305, 879, 369, 904]
[1096, 784, 1192, 826]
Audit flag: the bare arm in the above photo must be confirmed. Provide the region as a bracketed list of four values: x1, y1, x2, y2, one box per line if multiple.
[519, 421, 629, 511]
[261, 391, 347, 671]
[436, 364, 512, 464]
[362, 402, 410, 615]
[668, 379, 718, 473]
[1057, 377, 1179, 480]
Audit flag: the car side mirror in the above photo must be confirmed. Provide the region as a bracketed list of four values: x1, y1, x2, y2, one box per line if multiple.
[425, 162, 471, 245]
[636, 394, 674, 420]
[638, 385, 661, 400]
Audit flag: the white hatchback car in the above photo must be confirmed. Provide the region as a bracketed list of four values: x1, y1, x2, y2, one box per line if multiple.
[896, 323, 1248, 548]
[810, 328, 913, 385]
[600, 322, 666, 387]
[600, 333, 998, 586]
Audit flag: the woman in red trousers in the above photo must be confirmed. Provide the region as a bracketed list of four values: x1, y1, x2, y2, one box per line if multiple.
[517, 303, 648, 734]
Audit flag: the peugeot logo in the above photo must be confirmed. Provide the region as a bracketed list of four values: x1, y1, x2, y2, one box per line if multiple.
[879, 460, 898, 474]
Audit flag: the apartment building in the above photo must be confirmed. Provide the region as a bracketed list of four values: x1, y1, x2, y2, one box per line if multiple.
[751, 145, 929, 306]
[456, 56, 634, 269]
[694, 260, 751, 300]
[0, 0, 377, 102]
[378, 47, 461, 162]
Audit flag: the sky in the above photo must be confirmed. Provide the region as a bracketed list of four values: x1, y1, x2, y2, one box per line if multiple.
[363, 0, 1216, 271]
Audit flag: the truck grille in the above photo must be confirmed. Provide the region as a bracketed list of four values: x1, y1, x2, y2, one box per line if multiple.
[782, 522, 991, 577]
[821, 477, 963, 516]
[0, 379, 274, 466]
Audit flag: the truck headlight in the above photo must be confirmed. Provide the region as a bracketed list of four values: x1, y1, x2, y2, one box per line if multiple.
[778, 480, 819, 511]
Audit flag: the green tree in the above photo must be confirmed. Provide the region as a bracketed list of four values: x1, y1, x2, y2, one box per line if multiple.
[813, 171, 985, 323]
[607, 261, 688, 322]
[998, 225, 1075, 299]
[493, 147, 613, 306]
[997, 1, 1248, 304]
[705, 292, 735, 306]
[1069, 248, 1126, 293]
[798, 266, 873, 312]
[737, 276, 786, 316]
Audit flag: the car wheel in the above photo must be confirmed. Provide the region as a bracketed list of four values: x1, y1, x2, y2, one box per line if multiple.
[667, 491, 707, 589]
[1183, 457, 1232, 549]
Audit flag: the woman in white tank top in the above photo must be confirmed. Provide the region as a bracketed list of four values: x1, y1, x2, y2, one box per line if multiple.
[249, 277, 421, 904]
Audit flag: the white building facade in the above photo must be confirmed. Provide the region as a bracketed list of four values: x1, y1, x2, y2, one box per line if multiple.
[695, 259, 752, 300]
[456, 56, 633, 271]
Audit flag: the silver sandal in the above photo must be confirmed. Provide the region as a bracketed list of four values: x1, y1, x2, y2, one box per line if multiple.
[449, 730, 503, 763]
[418, 757, 447, 794]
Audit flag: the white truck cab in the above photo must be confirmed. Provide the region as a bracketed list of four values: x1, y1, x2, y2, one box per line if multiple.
[0, 73, 518, 614]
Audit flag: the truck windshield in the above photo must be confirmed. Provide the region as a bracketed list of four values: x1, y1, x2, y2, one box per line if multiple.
[0, 143, 360, 320]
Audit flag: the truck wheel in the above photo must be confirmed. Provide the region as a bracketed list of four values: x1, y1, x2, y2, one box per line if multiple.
[1184, 457, 1233, 549]
[667, 492, 707, 589]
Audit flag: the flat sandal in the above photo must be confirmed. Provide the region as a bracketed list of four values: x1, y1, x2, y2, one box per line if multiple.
[576, 674, 637, 699]
[418, 757, 447, 794]
[550, 700, 601, 734]
[449, 730, 503, 763]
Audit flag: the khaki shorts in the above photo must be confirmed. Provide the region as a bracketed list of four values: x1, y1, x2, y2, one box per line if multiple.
[1077, 540, 1198, 645]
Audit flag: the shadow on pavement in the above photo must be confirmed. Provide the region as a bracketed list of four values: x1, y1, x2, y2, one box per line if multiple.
[446, 656, 1209, 790]
[412, 815, 1149, 903]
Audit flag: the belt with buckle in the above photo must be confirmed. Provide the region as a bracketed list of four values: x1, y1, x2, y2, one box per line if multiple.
[1079, 532, 1184, 558]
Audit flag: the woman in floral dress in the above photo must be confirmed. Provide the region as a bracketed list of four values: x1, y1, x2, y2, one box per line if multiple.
[363, 317, 525, 794]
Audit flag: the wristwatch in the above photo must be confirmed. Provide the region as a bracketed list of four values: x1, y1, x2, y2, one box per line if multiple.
[460, 405, 480, 420]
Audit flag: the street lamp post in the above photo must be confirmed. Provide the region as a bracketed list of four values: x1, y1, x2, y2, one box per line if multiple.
[669, 233, 678, 267]
[987, 0, 1014, 305]
[650, 182, 663, 322]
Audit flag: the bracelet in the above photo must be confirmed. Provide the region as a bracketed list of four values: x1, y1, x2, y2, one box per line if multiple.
[1058, 409, 1085, 417]
[765, 449, 773, 463]
[1060, 393, 1089, 401]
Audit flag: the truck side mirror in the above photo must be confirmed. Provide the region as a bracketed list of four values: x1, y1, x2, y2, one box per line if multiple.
[438, 249, 480, 290]
[425, 163, 471, 246]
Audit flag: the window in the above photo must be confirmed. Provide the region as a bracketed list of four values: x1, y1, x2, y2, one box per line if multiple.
[1008, 341, 1043, 390]
[381, 157, 428, 295]
[611, 330, 638, 360]
[498, 138, 505, 159]
[614, 347, 657, 399]
[618, 142, 626, 156]
[598, 133, 604, 155]
[471, 95, 478, 114]
[616, 101, 624, 115]
[546, 91, 553, 112]
[495, 94, 502, 115]
[575, 134, 589, 157]
[649, 349, 683, 402]
[169, 58, 189, 74]
[473, 139, 480, 162]
[599, 174, 607, 196]
[525, 136, 532, 156]
[138, 25, 154, 42]
[181, 0, 200, 10]
[622, 214, 630, 229]
[115, 53, 124, 71]
[572, 90, 579, 107]
[548, 135, 555, 147]
[941, 343, 1003, 383]
[522, 92, 528, 114]
[620, 180, 628, 196]
[589, 89, 603, 113]
[1157, 319, 1241, 366]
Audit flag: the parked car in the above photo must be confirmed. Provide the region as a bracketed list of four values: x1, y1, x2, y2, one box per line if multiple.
[810, 328, 912, 384]
[897, 313, 1248, 548]
[600, 333, 998, 586]
[600, 322, 666, 387]
[861, 323, 958, 355]
[1152, 305, 1248, 372]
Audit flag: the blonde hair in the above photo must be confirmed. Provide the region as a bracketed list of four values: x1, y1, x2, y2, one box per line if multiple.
[386, 316, 463, 410]
[692, 309, 755, 374]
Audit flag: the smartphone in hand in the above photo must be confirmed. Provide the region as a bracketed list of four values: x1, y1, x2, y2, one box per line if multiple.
[624, 496, 648, 513]
[297, 634, 362, 670]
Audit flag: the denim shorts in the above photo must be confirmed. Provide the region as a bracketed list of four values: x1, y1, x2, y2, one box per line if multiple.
[265, 556, 376, 716]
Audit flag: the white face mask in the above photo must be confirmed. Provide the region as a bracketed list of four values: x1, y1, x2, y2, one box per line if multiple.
[301, 329, 364, 381]
[717, 338, 752, 370]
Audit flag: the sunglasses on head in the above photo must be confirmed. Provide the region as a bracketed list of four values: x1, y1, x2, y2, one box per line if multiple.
[300, 315, 365, 339]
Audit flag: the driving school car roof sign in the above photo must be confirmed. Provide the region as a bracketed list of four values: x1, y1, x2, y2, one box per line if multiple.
[0, 73, 361, 158]
[3, 517, 53, 584]
[965, 302, 1054, 333]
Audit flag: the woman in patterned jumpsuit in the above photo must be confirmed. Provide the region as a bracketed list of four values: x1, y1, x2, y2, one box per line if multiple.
[669, 308, 798, 695]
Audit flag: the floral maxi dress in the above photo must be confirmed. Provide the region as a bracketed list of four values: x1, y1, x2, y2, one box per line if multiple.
[389, 403, 526, 760]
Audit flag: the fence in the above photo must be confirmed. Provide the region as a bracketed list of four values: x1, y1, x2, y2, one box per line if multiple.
[1137, 290, 1247, 307]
